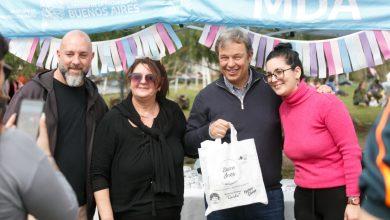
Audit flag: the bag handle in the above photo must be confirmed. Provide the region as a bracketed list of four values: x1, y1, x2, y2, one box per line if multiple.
[216, 123, 238, 144]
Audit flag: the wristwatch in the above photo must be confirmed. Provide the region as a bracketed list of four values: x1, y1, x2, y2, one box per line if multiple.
[347, 197, 360, 205]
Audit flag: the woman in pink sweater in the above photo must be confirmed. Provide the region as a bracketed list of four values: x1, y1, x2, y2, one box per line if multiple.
[264, 43, 362, 220]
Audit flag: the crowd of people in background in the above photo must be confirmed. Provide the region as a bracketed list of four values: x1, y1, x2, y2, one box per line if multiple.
[0, 27, 389, 220]
[353, 78, 385, 107]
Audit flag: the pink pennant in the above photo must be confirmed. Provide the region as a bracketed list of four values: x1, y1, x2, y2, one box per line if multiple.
[273, 39, 280, 48]
[323, 42, 336, 75]
[27, 38, 39, 63]
[156, 23, 176, 54]
[205, 26, 220, 48]
[374, 30, 390, 60]
[115, 40, 127, 71]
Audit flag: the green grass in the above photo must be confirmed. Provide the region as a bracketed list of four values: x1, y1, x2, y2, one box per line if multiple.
[338, 84, 382, 147]
[103, 84, 202, 116]
[103, 83, 382, 179]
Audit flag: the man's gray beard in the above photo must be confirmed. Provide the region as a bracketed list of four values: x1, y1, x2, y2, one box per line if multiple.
[59, 66, 86, 87]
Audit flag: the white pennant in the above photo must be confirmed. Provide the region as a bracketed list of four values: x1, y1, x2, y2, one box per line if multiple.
[133, 34, 144, 58]
[21, 38, 34, 61]
[265, 37, 275, 63]
[145, 27, 160, 59]
[10, 38, 29, 60]
[139, 31, 152, 58]
[365, 31, 383, 66]
[150, 25, 166, 58]
[45, 39, 60, 70]
[344, 35, 367, 71]
[104, 42, 115, 73]
[330, 40, 343, 74]
[98, 43, 108, 74]
[50, 39, 61, 69]
[294, 42, 303, 62]
[302, 43, 311, 77]
[8, 39, 19, 57]
[110, 41, 123, 72]
[199, 25, 211, 45]
[251, 34, 261, 66]
[91, 43, 99, 76]
[316, 42, 327, 79]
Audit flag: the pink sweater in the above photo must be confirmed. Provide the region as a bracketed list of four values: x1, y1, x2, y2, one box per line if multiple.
[280, 81, 362, 196]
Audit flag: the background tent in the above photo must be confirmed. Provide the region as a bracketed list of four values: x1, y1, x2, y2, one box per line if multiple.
[0, 0, 389, 38]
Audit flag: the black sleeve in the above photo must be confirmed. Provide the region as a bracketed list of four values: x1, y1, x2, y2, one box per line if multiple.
[96, 95, 109, 123]
[90, 112, 117, 192]
[172, 102, 197, 158]
[184, 92, 212, 153]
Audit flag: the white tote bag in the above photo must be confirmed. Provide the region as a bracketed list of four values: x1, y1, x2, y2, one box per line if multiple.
[199, 124, 268, 215]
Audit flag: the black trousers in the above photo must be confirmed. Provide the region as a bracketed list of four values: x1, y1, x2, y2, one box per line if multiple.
[115, 207, 181, 220]
[294, 185, 347, 220]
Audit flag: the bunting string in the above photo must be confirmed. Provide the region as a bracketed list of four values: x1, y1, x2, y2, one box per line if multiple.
[8, 23, 182, 76]
[199, 26, 390, 78]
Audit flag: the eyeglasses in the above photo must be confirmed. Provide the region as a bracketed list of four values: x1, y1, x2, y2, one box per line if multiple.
[263, 67, 292, 83]
[128, 73, 157, 84]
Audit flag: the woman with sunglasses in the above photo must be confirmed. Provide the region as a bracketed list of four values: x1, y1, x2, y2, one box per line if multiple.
[265, 43, 362, 220]
[91, 57, 194, 220]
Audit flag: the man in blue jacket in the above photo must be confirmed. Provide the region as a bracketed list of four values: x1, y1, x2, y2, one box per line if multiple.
[184, 28, 284, 220]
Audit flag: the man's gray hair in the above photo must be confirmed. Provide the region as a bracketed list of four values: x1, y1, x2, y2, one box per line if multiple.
[215, 28, 253, 57]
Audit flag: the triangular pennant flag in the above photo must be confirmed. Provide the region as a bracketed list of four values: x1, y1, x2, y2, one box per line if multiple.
[110, 41, 123, 72]
[344, 34, 367, 71]
[330, 40, 343, 74]
[302, 42, 311, 77]
[359, 32, 375, 68]
[316, 42, 327, 78]
[365, 31, 383, 66]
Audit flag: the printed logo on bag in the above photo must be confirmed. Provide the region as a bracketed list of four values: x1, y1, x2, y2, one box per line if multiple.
[244, 187, 257, 197]
[209, 193, 221, 204]
[221, 159, 240, 185]
[238, 154, 247, 161]
[225, 191, 241, 200]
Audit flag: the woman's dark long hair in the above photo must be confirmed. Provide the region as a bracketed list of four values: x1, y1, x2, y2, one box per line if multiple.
[126, 58, 169, 100]
[266, 43, 305, 80]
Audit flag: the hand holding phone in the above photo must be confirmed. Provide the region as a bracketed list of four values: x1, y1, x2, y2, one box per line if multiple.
[17, 99, 44, 138]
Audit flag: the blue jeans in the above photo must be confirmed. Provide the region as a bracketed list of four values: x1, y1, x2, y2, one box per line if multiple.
[206, 188, 285, 220]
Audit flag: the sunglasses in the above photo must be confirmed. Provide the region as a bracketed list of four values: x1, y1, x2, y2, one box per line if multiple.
[128, 73, 157, 84]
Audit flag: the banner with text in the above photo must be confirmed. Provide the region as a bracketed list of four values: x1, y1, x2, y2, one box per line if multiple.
[1, 0, 389, 38]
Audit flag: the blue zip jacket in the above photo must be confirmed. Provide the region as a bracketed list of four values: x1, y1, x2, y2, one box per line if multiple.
[184, 68, 283, 189]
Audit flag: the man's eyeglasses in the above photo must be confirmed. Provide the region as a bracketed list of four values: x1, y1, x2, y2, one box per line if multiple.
[128, 72, 157, 84]
[263, 67, 292, 83]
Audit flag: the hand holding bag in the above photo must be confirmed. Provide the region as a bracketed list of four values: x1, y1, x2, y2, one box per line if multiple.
[199, 123, 268, 215]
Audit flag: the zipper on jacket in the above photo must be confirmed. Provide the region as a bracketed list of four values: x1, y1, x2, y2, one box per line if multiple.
[216, 77, 261, 110]
[240, 97, 244, 110]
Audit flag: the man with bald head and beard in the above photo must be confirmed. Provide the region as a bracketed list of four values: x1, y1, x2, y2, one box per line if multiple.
[4, 30, 108, 220]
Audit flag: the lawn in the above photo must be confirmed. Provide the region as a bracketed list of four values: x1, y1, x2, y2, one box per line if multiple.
[338, 84, 382, 147]
[103, 83, 383, 179]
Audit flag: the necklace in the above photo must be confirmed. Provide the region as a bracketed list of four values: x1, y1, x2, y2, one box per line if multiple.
[138, 103, 159, 119]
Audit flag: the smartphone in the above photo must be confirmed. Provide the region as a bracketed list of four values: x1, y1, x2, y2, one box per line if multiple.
[17, 99, 44, 138]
